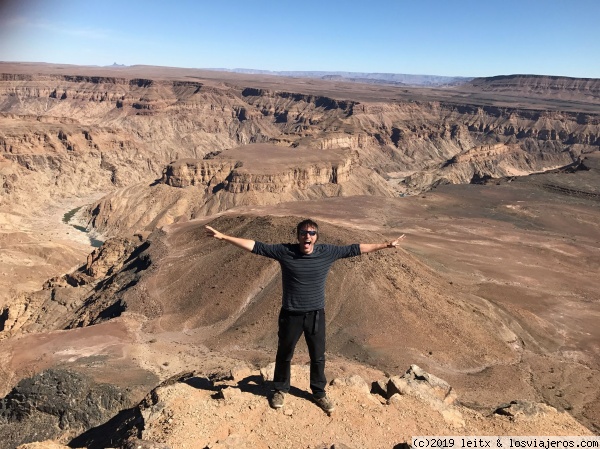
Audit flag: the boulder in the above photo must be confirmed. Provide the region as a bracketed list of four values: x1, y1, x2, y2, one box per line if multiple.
[388, 364, 457, 405]
[387, 365, 464, 428]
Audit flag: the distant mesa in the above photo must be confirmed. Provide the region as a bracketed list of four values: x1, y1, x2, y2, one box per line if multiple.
[209, 67, 473, 86]
[466, 74, 600, 98]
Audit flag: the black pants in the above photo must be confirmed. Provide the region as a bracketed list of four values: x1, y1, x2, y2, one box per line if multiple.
[273, 308, 326, 398]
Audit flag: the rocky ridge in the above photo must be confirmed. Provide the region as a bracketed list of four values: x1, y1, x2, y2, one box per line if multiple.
[3, 214, 516, 366]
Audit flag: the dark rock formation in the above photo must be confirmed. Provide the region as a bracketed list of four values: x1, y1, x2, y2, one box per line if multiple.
[0, 369, 130, 449]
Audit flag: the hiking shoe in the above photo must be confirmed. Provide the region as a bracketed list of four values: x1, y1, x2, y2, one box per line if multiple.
[270, 391, 286, 409]
[314, 395, 335, 413]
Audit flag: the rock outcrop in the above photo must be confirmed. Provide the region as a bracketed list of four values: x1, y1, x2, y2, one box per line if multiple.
[161, 151, 354, 194]
[0, 234, 148, 337]
[161, 159, 240, 188]
[405, 141, 576, 189]
[0, 369, 130, 449]
[385, 365, 464, 428]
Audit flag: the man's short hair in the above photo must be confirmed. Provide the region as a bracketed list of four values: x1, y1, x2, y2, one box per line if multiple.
[296, 219, 319, 237]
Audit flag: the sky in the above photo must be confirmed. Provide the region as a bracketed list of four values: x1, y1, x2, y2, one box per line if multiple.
[0, 0, 598, 78]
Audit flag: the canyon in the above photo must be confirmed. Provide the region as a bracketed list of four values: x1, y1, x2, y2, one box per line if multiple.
[0, 62, 598, 448]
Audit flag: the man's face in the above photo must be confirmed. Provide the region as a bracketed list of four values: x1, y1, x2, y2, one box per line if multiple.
[297, 226, 318, 254]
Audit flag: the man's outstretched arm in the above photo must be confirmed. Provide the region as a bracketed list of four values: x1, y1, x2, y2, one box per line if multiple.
[359, 234, 406, 254]
[205, 225, 256, 252]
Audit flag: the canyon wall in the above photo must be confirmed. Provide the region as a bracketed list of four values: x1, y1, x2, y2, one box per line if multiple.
[2, 73, 599, 215]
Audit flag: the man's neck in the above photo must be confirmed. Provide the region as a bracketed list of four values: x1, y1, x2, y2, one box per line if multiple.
[297, 243, 315, 255]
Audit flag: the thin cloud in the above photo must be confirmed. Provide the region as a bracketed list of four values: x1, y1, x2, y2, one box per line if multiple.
[0, 15, 28, 27]
[1, 15, 114, 40]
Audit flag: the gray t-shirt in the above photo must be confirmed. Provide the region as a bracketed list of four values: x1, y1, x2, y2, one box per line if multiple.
[252, 242, 361, 312]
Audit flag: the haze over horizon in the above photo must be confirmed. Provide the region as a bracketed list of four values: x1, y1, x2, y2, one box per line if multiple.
[0, 0, 598, 80]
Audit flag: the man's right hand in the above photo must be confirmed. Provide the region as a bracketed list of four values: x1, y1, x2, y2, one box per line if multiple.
[205, 225, 224, 240]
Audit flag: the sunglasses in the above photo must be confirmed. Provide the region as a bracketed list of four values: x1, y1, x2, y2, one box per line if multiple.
[299, 230, 317, 236]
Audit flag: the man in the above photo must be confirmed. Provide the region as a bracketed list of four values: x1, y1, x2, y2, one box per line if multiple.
[205, 219, 405, 413]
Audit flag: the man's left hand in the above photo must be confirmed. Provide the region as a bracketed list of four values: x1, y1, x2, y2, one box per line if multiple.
[388, 234, 406, 248]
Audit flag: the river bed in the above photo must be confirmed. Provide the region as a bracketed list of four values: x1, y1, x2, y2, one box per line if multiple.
[62, 206, 104, 248]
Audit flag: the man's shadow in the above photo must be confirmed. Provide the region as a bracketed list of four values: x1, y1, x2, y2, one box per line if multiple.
[185, 374, 313, 402]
